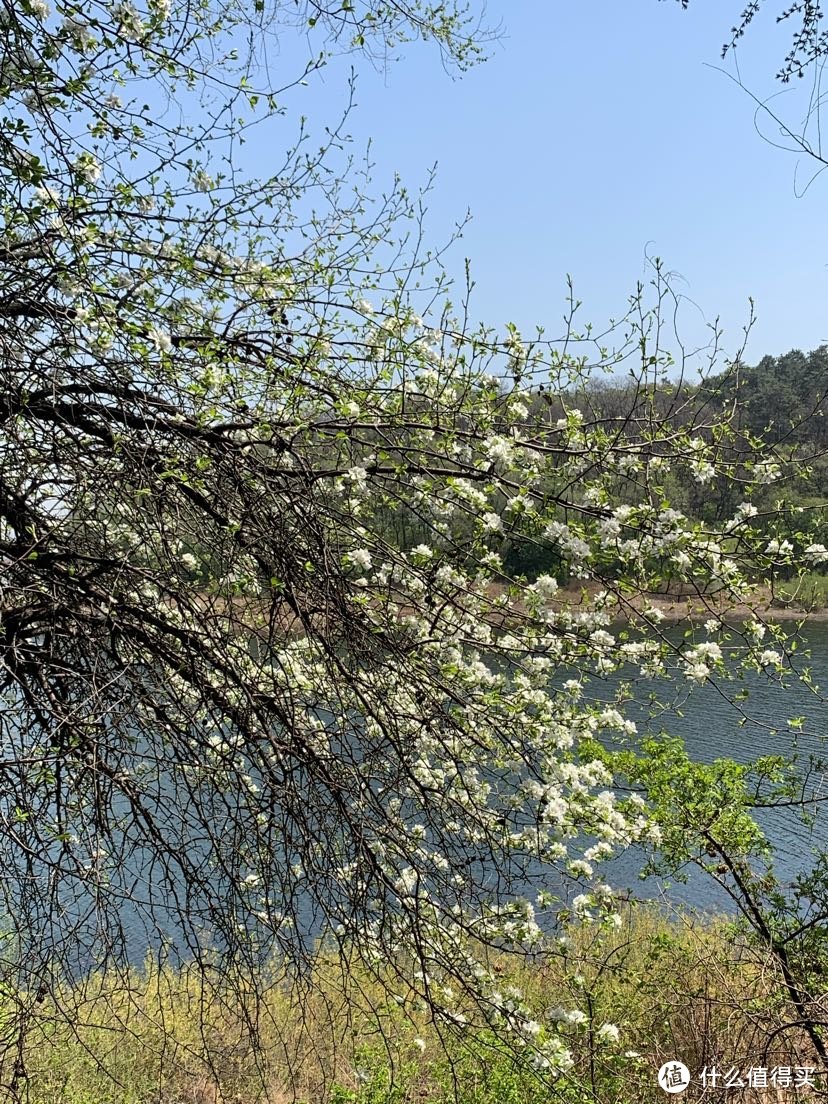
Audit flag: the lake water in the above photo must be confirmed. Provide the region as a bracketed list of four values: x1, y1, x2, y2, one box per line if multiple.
[34, 621, 828, 971]
[602, 620, 828, 912]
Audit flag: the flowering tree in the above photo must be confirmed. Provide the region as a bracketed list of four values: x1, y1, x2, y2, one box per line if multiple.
[1, 0, 826, 1097]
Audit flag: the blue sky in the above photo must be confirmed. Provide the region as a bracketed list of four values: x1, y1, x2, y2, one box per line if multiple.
[245, 1, 828, 366]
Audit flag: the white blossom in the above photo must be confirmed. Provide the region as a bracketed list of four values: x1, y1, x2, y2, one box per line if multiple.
[746, 619, 766, 641]
[349, 548, 372, 571]
[394, 867, 418, 897]
[685, 641, 722, 664]
[62, 14, 94, 50]
[753, 459, 781, 484]
[532, 574, 559, 600]
[685, 662, 710, 684]
[148, 326, 173, 353]
[758, 649, 783, 667]
[347, 466, 368, 489]
[765, 538, 794, 557]
[485, 436, 515, 467]
[192, 170, 214, 193]
[804, 544, 828, 564]
[74, 154, 101, 185]
[691, 459, 715, 484]
[113, 1, 145, 41]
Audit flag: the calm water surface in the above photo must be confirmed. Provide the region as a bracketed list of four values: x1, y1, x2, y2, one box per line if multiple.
[602, 620, 828, 911]
[49, 622, 828, 968]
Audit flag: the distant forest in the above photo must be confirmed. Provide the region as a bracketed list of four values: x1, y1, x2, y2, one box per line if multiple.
[479, 347, 828, 583]
[567, 346, 828, 523]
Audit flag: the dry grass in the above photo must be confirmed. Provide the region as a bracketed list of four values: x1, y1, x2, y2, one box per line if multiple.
[6, 905, 823, 1104]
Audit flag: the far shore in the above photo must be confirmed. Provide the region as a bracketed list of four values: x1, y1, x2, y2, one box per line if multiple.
[189, 581, 828, 644]
[547, 581, 828, 625]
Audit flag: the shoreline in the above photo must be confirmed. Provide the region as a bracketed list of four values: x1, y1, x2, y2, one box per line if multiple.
[547, 582, 828, 625]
